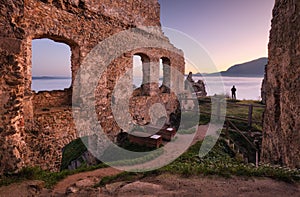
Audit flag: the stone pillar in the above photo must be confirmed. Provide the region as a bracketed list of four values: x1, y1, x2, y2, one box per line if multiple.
[141, 56, 151, 96]
[262, 0, 300, 168]
[141, 56, 159, 96]
[149, 58, 160, 96]
[142, 57, 151, 86]
[170, 61, 184, 94]
[162, 58, 171, 93]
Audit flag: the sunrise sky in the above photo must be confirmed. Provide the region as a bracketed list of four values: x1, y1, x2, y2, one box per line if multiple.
[159, 0, 274, 72]
[32, 0, 275, 76]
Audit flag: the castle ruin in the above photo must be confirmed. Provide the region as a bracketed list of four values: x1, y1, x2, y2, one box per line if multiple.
[0, 0, 185, 173]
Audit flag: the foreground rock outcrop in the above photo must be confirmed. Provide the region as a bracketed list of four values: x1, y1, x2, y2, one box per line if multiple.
[262, 0, 300, 168]
[1, 173, 299, 197]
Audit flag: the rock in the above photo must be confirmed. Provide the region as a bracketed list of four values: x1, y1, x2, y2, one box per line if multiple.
[262, 0, 300, 168]
[238, 187, 251, 193]
[75, 178, 97, 188]
[0, 180, 45, 197]
[118, 181, 163, 195]
[66, 186, 79, 194]
[105, 182, 126, 194]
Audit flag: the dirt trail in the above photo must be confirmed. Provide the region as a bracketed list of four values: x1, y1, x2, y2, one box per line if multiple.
[7, 124, 297, 197]
[54, 125, 209, 192]
[0, 123, 298, 197]
[52, 167, 121, 194]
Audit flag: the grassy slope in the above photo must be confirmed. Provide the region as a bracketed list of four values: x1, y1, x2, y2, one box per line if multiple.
[99, 139, 300, 187]
[1, 98, 298, 189]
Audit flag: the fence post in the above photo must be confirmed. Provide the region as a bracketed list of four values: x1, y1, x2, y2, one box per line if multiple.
[248, 104, 253, 127]
[217, 98, 221, 121]
[225, 120, 229, 137]
[255, 151, 259, 168]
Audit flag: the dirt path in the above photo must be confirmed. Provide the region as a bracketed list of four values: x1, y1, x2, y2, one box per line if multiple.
[103, 174, 300, 197]
[49, 124, 209, 194]
[52, 167, 122, 194]
[1, 125, 299, 196]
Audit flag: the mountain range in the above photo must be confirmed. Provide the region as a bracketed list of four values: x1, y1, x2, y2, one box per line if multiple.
[200, 57, 268, 77]
[32, 76, 71, 80]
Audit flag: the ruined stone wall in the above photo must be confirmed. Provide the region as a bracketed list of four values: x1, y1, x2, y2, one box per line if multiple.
[33, 90, 72, 109]
[0, 0, 29, 174]
[93, 46, 184, 138]
[26, 107, 77, 170]
[0, 0, 185, 173]
[262, 0, 300, 168]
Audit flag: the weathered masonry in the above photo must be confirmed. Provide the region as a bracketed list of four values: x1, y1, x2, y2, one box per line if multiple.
[0, 0, 185, 173]
[262, 0, 300, 168]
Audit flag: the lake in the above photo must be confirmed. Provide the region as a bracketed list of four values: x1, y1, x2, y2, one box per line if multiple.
[32, 76, 263, 101]
[193, 76, 264, 100]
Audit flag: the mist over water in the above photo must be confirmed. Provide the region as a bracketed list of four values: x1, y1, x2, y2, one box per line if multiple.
[32, 76, 263, 100]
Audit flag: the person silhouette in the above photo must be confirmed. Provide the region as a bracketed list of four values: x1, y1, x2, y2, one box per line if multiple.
[231, 85, 237, 100]
[185, 71, 194, 90]
[186, 72, 194, 83]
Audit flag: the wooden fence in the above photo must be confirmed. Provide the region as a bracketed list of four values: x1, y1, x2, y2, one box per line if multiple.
[180, 97, 265, 166]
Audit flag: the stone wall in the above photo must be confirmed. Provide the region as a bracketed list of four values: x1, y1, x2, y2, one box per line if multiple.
[262, 0, 300, 168]
[26, 107, 77, 171]
[33, 89, 72, 109]
[0, 0, 185, 173]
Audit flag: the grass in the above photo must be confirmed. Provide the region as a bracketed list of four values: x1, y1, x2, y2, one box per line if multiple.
[0, 138, 163, 189]
[1, 139, 299, 190]
[61, 136, 163, 170]
[1, 98, 297, 189]
[96, 139, 300, 186]
[198, 98, 264, 122]
[61, 136, 89, 170]
[0, 163, 108, 189]
[180, 111, 210, 129]
[199, 97, 264, 162]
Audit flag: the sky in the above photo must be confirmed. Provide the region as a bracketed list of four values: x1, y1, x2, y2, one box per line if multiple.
[32, 40, 71, 76]
[32, 0, 274, 76]
[158, 0, 274, 72]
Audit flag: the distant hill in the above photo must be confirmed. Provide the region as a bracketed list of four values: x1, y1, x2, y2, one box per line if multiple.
[203, 57, 268, 77]
[32, 76, 71, 80]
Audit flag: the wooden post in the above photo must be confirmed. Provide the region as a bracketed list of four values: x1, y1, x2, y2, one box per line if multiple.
[248, 104, 253, 127]
[255, 151, 259, 168]
[217, 99, 221, 121]
[225, 120, 229, 137]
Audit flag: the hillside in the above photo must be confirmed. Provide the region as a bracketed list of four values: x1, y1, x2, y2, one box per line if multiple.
[203, 57, 268, 77]
[32, 76, 71, 80]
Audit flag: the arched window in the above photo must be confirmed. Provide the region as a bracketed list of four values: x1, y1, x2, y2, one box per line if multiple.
[133, 55, 143, 88]
[159, 59, 163, 86]
[133, 53, 150, 88]
[31, 38, 71, 92]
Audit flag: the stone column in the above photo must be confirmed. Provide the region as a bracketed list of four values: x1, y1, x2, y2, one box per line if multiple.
[149, 57, 160, 96]
[141, 56, 159, 96]
[142, 57, 151, 86]
[162, 58, 171, 93]
[141, 56, 150, 95]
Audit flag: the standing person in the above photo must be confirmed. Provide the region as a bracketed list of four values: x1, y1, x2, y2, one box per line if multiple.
[186, 72, 194, 83]
[231, 85, 237, 100]
[185, 71, 194, 90]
